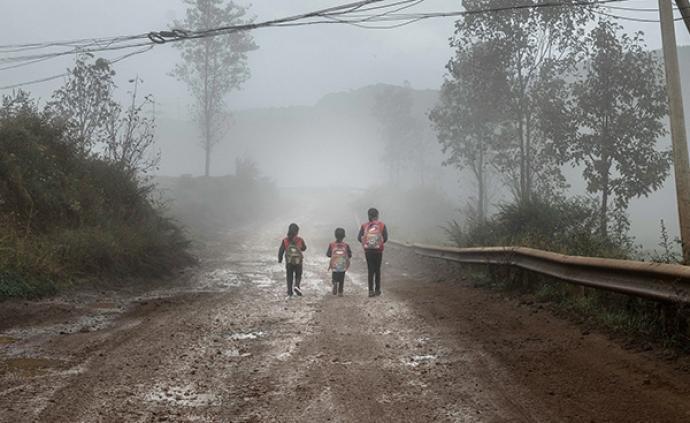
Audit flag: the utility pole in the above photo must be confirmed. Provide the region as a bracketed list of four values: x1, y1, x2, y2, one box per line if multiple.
[659, 0, 690, 264]
[677, 0, 690, 35]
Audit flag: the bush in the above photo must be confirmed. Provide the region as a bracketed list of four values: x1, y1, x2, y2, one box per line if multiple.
[0, 98, 193, 300]
[446, 195, 632, 258]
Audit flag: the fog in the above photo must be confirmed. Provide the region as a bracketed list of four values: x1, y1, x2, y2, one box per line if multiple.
[2, 0, 690, 251]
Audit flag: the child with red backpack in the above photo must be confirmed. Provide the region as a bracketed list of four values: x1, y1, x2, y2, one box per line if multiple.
[278, 223, 307, 298]
[326, 227, 352, 297]
[358, 208, 388, 297]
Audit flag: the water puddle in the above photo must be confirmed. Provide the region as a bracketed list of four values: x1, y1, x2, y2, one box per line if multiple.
[2, 313, 114, 339]
[145, 384, 220, 407]
[223, 348, 252, 358]
[406, 354, 437, 367]
[1, 357, 65, 376]
[226, 331, 266, 341]
[0, 336, 17, 346]
[200, 269, 241, 289]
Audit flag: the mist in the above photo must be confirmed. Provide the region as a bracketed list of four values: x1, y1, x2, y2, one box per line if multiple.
[2, 0, 690, 256]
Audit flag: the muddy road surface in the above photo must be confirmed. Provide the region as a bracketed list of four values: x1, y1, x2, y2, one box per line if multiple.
[2, 207, 690, 421]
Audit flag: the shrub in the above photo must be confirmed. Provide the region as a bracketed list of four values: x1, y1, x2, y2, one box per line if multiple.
[0, 97, 193, 300]
[446, 195, 632, 258]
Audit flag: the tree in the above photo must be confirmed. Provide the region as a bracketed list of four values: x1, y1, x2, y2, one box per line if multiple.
[372, 82, 423, 185]
[172, 0, 258, 176]
[430, 41, 510, 221]
[47, 54, 120, 151]
[454, 0, 593, 202]
[557, 20, 670, 237]
[47, 56, 159, 177]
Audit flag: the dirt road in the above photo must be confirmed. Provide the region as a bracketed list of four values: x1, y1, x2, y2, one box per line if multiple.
[2, 214, 690, 422]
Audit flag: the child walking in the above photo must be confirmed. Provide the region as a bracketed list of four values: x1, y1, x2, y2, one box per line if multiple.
[278, 223, 307, 298]
[358, 208, 388, 297]
[326, 227, 352, 297]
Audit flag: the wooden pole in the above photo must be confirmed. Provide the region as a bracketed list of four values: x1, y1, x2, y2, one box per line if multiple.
[659, 0, 690, 264]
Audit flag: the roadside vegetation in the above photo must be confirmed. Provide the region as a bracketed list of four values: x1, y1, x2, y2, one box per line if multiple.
[0, 57, 194, 300]
[428, 4, 686, 343]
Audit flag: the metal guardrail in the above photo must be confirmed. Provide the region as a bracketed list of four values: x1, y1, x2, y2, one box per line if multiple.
[390, 241, 690, 304]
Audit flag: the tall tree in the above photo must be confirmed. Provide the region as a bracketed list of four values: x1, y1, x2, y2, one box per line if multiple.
[430, 41, 510, 221]
[48, 56, 159, 176]
[557, 20, 670, 237]
[47, 54, 120, 151]
[172, 0, 257, 176]
[372, 83, 420, 185]
[454, 0, 593, 202]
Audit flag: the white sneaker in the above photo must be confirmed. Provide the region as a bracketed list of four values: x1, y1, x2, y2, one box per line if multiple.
[293, 286, 303, 296]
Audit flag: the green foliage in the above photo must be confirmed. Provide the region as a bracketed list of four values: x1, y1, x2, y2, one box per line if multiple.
[648, 220, 682, 264]
[430, 40, 510, 220]
[0, 270, 56, 300]
[446, 195, 632, 258]
[553, 20, 670, 237]
[46, 54, 120, 151]
[450, 0, 594, 202]
[0, 94, 193, 300]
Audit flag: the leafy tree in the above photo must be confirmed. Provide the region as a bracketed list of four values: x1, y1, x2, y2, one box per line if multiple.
[430, 41, 510, 221]
[454, 0, 593, 202]
[372, 83, 419, 185]
[47, 56, 158, 177]
[557, 20, 670, 237]
[47, 54, 119, 151]
[172, 0, 258, 176]
[371, 82, 437, 186]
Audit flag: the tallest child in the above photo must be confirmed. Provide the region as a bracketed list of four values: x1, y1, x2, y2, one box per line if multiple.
[358, 208, 388, 297]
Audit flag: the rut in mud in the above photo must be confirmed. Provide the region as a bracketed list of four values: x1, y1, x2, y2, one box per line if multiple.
[2, 205, 690, 422]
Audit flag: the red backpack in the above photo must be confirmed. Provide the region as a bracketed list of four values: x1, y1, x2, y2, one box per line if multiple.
[283, 237, 304, 265]
[329, 242, 350, 272]
[361, 221, 385, 251]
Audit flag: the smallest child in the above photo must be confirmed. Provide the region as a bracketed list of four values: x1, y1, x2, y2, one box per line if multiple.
[326, 227, 352, 297]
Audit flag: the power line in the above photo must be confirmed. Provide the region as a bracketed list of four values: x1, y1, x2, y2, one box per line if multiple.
[0, 45, 154, 91]
[0, 0, 673, 90]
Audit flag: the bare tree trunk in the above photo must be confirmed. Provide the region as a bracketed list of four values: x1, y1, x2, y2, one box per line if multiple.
[518, 111, 527, 203]
[600, 167, 610, 238]
[525, 111, 532, 202]
[478, 146, 486, 222]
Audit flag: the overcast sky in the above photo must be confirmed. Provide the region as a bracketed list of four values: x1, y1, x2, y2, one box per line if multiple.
[2, 0, 690, 115]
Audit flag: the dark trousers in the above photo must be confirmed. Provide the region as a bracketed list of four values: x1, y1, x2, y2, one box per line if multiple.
[332, 271, 345, 294]
[365, 251, 383, 293]
[286, 263, 303, 295]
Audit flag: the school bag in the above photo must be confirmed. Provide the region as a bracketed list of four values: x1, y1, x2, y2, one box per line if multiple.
[284, 237, 303, 265]
[362, 221, 385, 251]
[329, 242, 350, 272]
